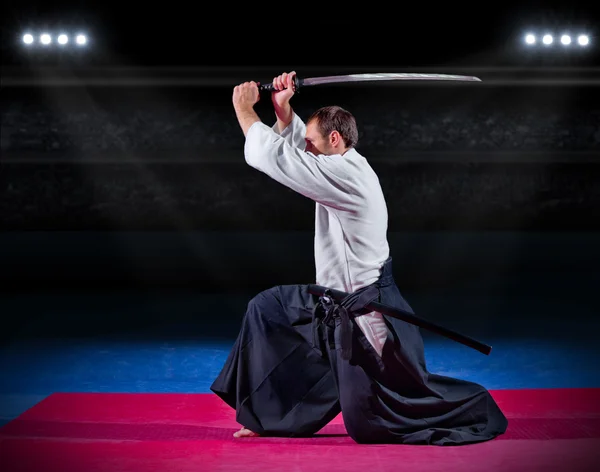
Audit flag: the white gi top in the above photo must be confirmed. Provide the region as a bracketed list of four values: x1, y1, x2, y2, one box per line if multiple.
[244, 112, 390, 356]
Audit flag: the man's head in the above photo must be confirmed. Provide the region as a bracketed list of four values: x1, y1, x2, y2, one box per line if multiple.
[304, 106, 359, 156]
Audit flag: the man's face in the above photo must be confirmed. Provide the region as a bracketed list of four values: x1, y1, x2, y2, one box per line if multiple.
[305, 120, 334, 156]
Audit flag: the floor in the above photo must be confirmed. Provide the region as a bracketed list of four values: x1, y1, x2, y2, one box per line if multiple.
[1, 287, 599, 471]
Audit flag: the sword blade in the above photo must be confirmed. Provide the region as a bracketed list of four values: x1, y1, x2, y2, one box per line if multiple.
[257, 72, 481, 92]
[302, 73, 482, 87]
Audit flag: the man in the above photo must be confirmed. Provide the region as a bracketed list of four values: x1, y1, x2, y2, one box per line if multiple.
[210, 71, 508, 444]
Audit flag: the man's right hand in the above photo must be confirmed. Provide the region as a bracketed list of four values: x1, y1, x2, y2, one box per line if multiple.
[271, 71, 296, 109]
[272, 71, 296, 132]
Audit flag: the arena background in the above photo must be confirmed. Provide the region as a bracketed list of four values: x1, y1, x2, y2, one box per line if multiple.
[1, 2, 599, 471]
[2, 70, 599, 328]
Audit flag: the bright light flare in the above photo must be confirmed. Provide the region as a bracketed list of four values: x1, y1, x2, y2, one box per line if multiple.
[578, 35, 589, 46]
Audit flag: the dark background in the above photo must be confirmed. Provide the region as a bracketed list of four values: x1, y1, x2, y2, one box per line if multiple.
[1, 0, 599, 337]
[1, 0, 599, 68]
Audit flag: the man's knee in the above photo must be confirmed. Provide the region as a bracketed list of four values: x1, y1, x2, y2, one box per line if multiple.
[246, 284, 309, 313]
[244, 284, 310, 328]
[245, 286, 281, 320]
[341, 391, 389, 444]
[344, 412, 387, 444]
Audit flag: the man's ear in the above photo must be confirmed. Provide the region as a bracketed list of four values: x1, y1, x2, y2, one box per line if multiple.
[330, 130, 341, 146]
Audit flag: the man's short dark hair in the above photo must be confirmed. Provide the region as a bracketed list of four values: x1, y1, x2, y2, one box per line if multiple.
[307, 105, 359, 148]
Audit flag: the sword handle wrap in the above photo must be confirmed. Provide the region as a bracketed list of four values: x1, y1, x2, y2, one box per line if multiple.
[258, 76, 303, 93]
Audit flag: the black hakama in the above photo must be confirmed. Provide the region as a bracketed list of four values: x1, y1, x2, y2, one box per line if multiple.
[210, 257, 508, 444]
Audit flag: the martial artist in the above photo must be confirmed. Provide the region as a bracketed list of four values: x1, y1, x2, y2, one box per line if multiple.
[210, 71, 508, 444]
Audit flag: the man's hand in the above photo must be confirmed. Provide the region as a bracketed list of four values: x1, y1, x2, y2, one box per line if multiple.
[271, 71, 296, 133]
[271, 71, 296, 109]
[232, 81, 261, 137]
[233, 81, 260, 111]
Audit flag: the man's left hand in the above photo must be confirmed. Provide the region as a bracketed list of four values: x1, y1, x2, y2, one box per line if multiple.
[233, 81, 260, 110]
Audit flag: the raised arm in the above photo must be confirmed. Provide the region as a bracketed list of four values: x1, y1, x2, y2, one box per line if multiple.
[232, 76, 358, 211]
[244, 122, 357, 211]
[232, 71, 302, 141]
[270, 71, 306, 150]
[232, 80, 261, 137]
[271, 71, 296, 133]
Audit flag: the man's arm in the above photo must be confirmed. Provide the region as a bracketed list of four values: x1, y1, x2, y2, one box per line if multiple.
[232, 76, 357, 211]
[271, 71, 296, 134]
[232, 72, 298, 137]
[244, 122, 358, 211]
[269, 71, 307, 150]
[234, 105, 261, 137]
[274, 101, 294, 134]
[232, 80, 262, 136]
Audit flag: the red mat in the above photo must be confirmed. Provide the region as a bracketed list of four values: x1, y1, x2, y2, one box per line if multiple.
[1, 389, 599, 472]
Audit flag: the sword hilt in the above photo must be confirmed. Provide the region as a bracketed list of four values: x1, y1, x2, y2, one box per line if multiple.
[258, 76, 303, 93]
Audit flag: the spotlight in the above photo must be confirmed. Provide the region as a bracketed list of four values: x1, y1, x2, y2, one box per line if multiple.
[542, 34, 553, 45]
[525, 33, 536, 44]
[75, 34, 87, 45]
[578, 35, 589, 46]
[57, 34, 69, 45]
[22, 33, 34, 44]
[560, 34, 571, 45]
[40, 33, 52, 45]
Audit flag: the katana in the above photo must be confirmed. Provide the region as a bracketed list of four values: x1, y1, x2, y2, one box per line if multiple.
[307, 284, 492, 355]
[258, 72, 482, 92]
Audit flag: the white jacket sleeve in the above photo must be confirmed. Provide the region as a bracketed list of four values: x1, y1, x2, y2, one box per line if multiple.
[244, 121, 359, 211]
[271, 112, 307, 150]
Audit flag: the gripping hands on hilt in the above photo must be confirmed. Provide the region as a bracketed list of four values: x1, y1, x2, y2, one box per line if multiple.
[258, 71, 303, 93]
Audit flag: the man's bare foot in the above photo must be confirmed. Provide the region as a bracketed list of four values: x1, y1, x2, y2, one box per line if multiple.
[233, 427, 260, 438]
